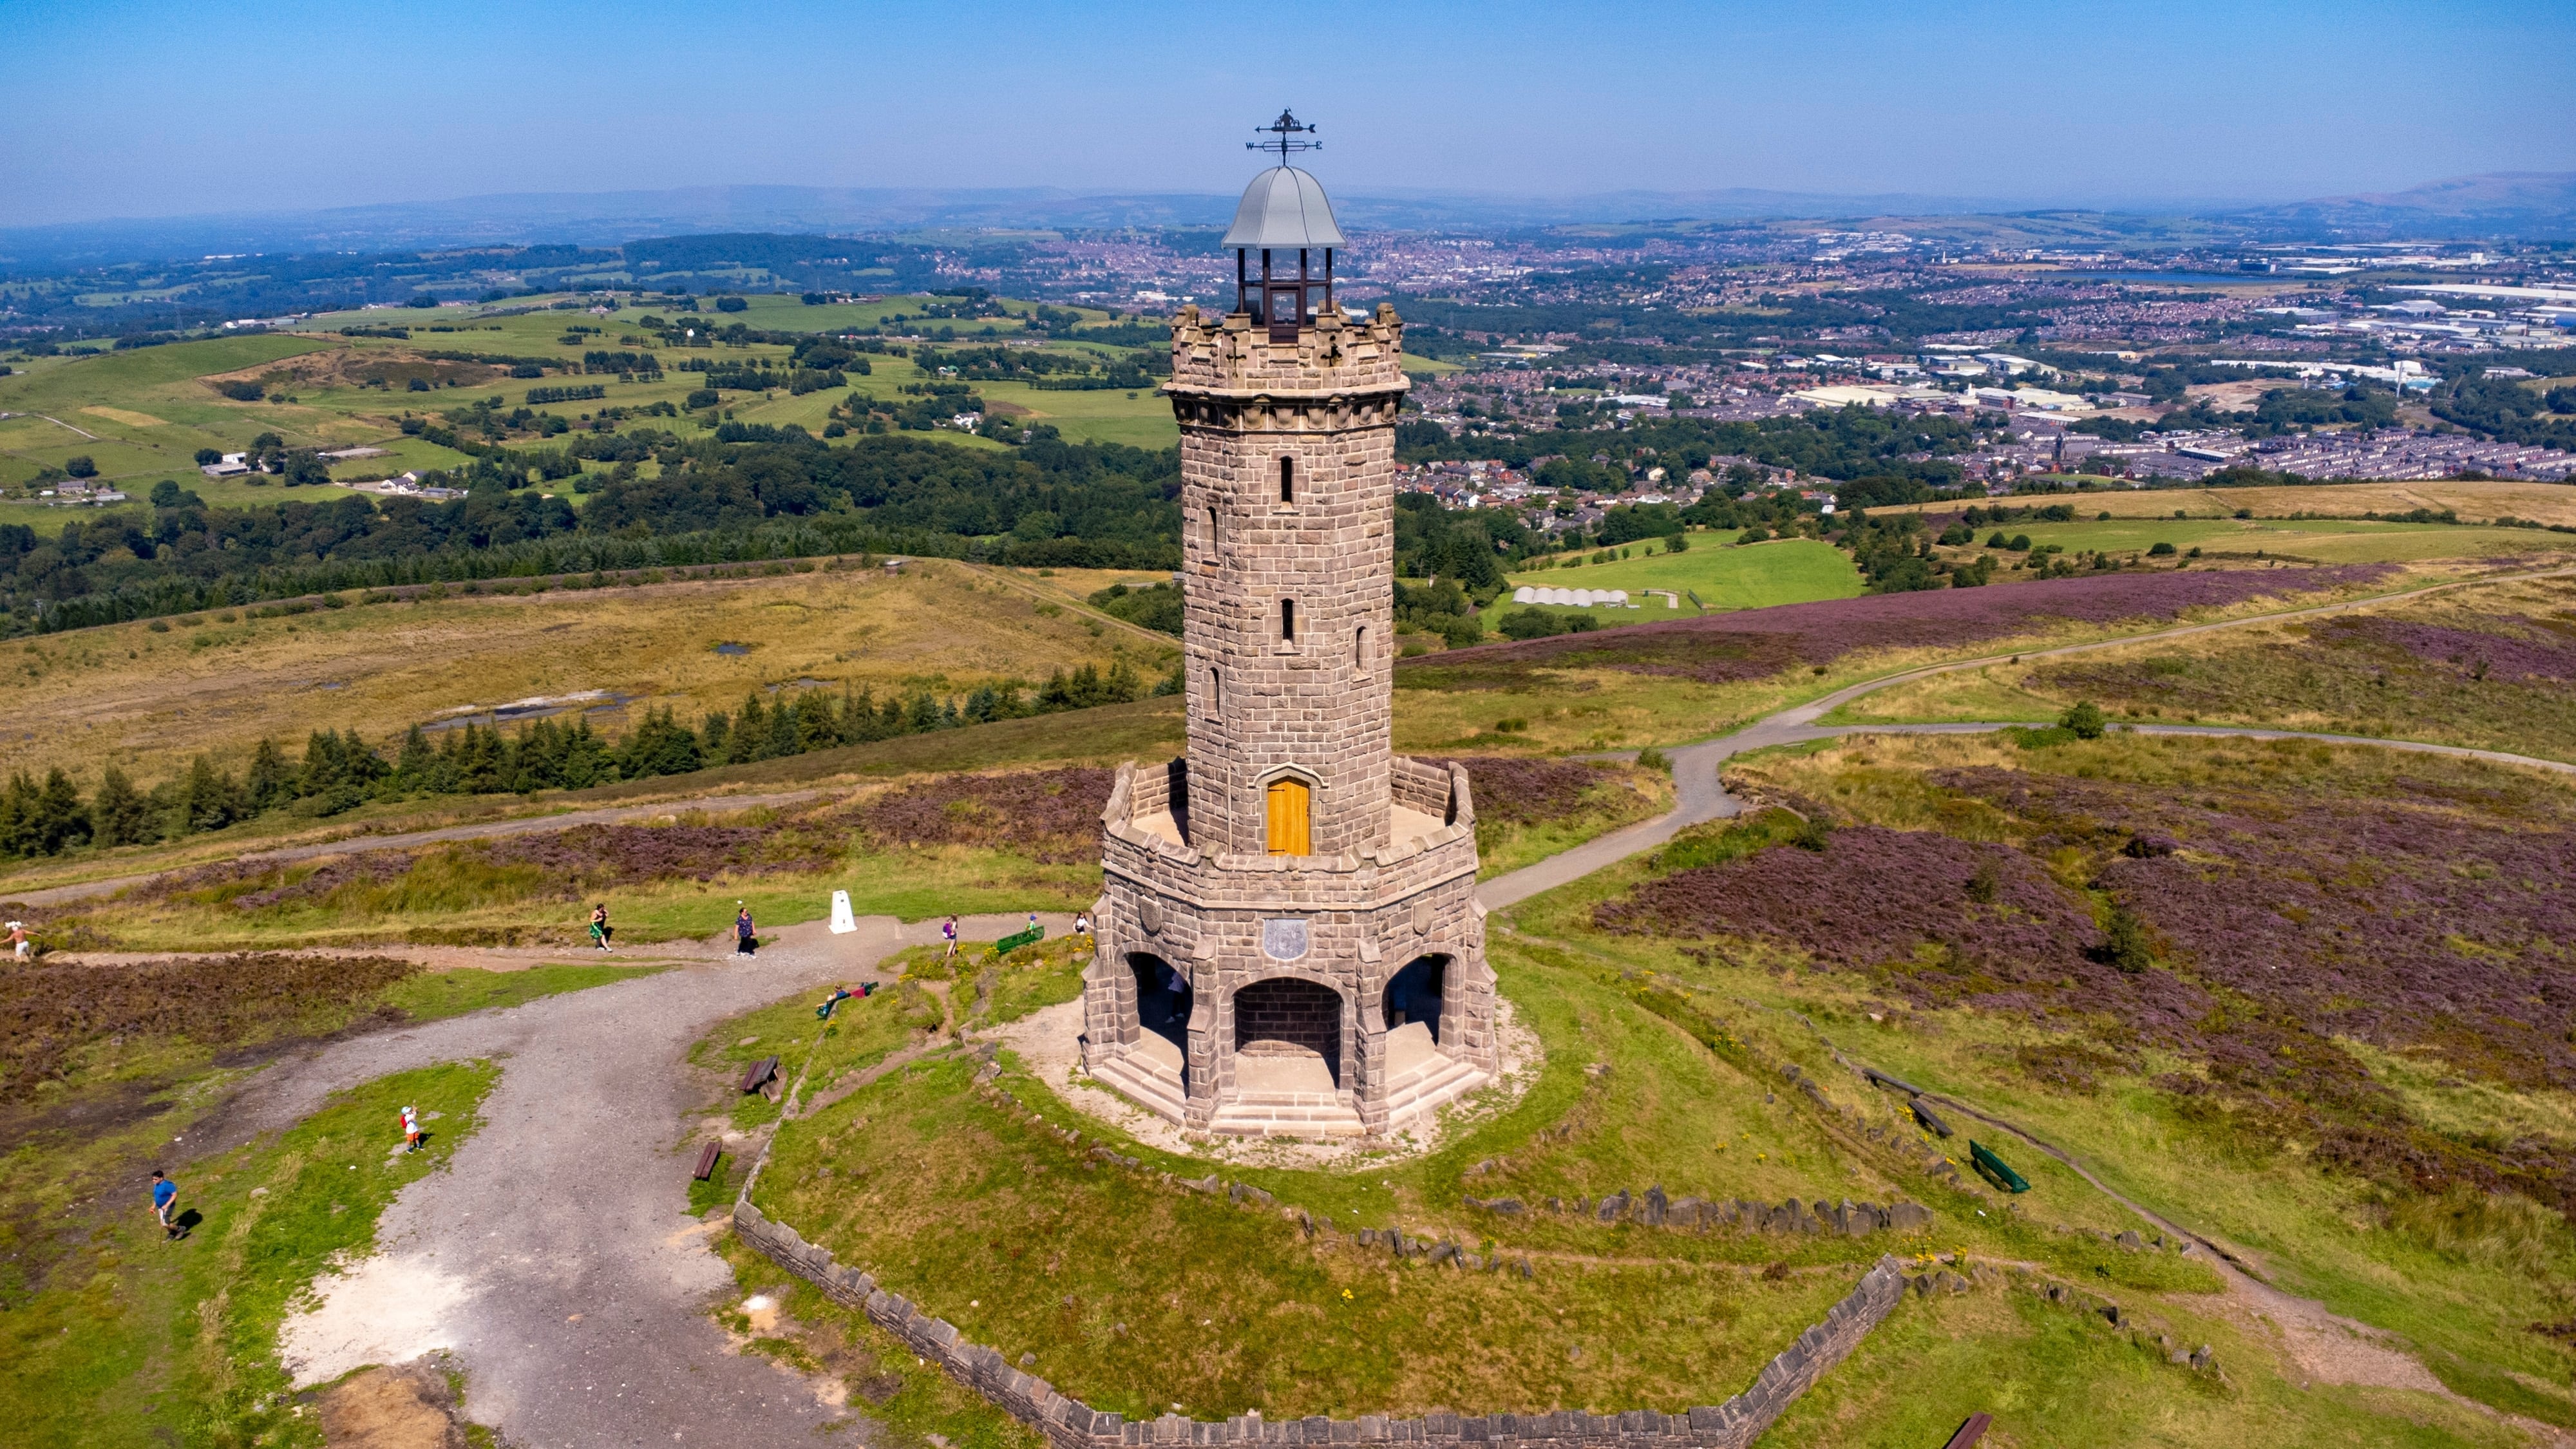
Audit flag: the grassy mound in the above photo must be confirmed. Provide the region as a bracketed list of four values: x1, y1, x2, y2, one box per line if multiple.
[741, 923, 2257, 1432]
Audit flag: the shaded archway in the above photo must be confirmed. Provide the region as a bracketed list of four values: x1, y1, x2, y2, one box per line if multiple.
[1128, 952, 1189, 1050]
[1383, 954, 1448, 1045]
[1233, 976, 1341, 1086]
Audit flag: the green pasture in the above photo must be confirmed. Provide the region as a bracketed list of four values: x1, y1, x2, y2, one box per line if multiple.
[976, 378, 1177, 448]
[1989, 515, 2573, 565]
[0, 335, 342, 490]
[0, 294, 1182, 493]
[327, 432, 484, 479]
[1509, 536, 1864, 615]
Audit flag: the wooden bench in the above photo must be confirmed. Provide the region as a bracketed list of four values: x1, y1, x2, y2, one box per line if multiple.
[692, 1141, 723, 1182]
[739, 1056, 780, 1095]
[1942, 1412, 1992, 1449]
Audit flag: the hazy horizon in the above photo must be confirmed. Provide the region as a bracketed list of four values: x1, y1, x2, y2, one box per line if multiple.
[5, 0, 2572, 231]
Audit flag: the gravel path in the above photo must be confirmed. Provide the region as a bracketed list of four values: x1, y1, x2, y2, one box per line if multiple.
[254, 911, 1071, 1447]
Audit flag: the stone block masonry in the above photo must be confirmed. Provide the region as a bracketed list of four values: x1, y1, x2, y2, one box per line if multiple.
[735, 1190, 1911, 1449]
[1085, 290, 1497, 1139]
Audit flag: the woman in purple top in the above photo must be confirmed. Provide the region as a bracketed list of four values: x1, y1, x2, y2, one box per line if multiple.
[735, 904, 757, 956]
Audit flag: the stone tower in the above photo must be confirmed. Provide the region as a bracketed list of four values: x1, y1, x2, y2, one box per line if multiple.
[1082, 147, 1496, 1139]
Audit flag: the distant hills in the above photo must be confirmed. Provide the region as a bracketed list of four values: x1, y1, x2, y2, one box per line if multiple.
[2227, 171, 2576, 240]
[3, 171, 2569, 269]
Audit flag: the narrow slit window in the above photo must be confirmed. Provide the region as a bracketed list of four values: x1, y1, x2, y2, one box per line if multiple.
[1210, 667, 1224, 715]
[1355, 625, 1368, 669]
[1280, 598, 1296, 642]
[1278, 457, 1294, 504]
[1206, 506, 1220, 554]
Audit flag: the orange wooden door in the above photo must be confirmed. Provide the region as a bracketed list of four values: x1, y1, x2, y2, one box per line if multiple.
[1265, 779, 1311, 855]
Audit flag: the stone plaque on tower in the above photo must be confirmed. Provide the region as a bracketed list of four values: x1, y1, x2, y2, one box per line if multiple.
[1081, 113, 1495, 1140]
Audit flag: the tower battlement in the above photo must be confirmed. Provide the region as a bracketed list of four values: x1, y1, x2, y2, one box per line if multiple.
[1166, 301, 1410, 401]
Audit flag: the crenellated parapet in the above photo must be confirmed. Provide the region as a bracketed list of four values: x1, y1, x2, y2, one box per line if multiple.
[1166, 302, 1410, 419]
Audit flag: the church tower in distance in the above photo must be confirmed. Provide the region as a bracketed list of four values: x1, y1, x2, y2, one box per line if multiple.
[1084, 115, 1495, 1139]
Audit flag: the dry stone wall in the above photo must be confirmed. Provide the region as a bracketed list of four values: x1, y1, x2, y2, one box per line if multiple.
[1468, 1188, 1933, 1239]
[735, 1187, 1911, 1449]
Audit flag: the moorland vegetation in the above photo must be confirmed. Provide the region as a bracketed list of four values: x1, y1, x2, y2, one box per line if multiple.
[1842, 573, 2576, 762]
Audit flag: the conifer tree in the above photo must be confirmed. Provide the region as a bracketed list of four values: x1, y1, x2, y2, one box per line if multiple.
[91, 765, 155, 848]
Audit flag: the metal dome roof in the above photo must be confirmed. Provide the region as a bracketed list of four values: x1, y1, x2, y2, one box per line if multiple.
[1220, 166, 1346, 249]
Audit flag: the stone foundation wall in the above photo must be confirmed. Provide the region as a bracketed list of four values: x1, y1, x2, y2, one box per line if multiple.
[735, 1191, 1909, 1449]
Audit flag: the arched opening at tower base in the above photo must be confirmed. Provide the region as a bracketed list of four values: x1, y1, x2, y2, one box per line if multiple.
[1384, 954, 1448, 1045]
[1232, 976, 1342, 1094]
[1128, 952, 1189, 1052]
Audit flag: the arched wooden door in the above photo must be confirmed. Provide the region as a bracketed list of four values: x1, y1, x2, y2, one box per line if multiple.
[1265, 778, 1311, 856]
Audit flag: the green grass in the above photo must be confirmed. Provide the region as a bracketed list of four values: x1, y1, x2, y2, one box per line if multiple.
[1994, 515, 2573, 565]
[759, 1053, 1875, 1421]
[1471, 764, 1674, 879]
[62, 835, 1102, 954]
[712, 1227, 1045, 1449]
[0, 1059, 497, 1449]
[1508, 538, 1864, 616]
[694, 972, 947, 1132]
[0, 336, 341, 492]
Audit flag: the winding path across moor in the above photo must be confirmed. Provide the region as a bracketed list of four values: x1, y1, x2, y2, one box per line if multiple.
[72, 562, 2576, 1444]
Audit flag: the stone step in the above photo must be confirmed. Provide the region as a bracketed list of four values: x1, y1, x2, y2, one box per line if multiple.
[1210, 1108, 1368, 1139]
[1382, 1053, 1490, 1122]
[1092, 1052, 1188, 1125]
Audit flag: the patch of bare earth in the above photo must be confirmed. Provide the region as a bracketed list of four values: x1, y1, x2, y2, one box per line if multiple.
[315, 1361, 471, 1449]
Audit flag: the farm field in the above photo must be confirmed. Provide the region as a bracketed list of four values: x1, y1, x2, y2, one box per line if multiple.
[1973, 514, 2575, 566]
[1837, 571, 2576, 761]
[1891, 478, 2576, 528]
[1508, 536, 1864, 614]
[0, 334, 341, 498]
[0, 290, 1181, 532]
[0, 557, 1176, 792]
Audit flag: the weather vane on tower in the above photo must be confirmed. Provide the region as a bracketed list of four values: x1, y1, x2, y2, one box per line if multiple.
[1248, 109, 1319, 167]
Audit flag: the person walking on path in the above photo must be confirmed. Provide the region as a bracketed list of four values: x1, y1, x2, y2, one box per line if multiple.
[1074, 910, 1092, 939]
[941, 915, 959, 962]
[7, 920, 27, 962]
[1027, 911, 1041, 937]
[401, 1104, 423, 1153]
[589, 904, 613, 952]
[735, 904, 757, 956]
[149, 1170, 180, 1241]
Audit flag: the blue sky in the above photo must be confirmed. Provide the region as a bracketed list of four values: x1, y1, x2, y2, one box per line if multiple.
[3, 0, 2571, 225]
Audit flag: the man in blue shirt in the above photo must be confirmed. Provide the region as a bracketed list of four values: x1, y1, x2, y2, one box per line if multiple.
[149, 1170, 180, 1241]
